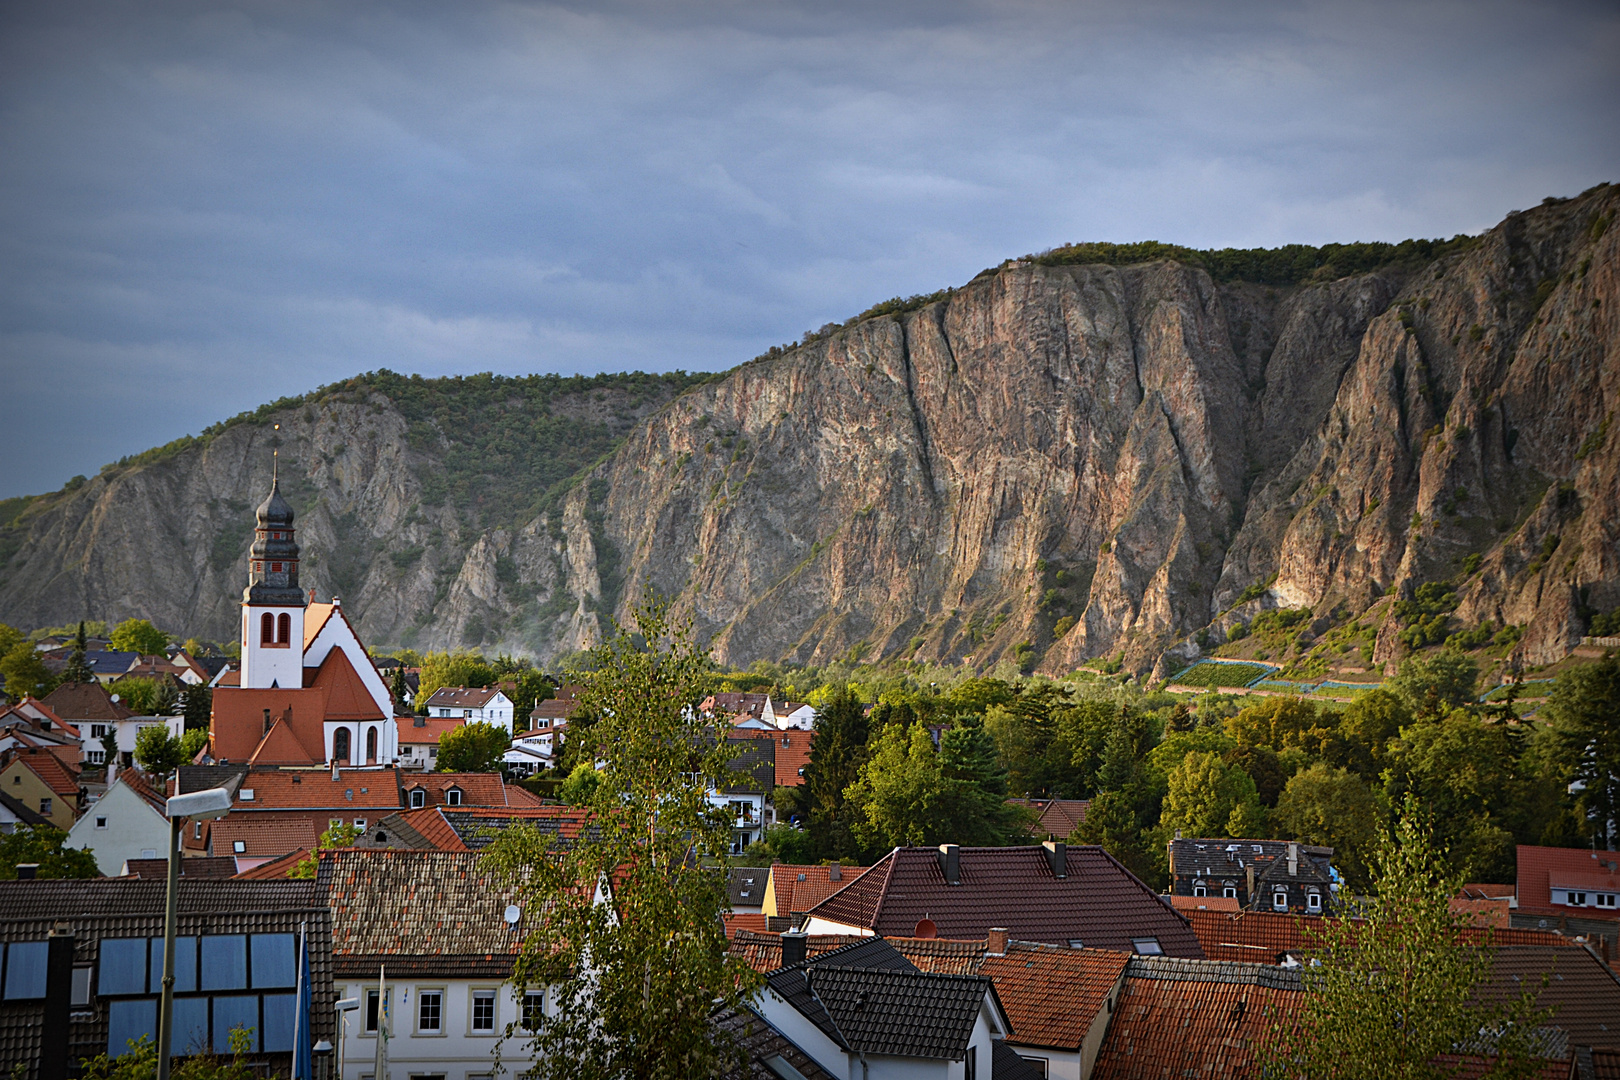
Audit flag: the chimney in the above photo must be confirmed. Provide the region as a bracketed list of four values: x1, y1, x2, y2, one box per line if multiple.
[938, 844, 961, 885]
[1246, 864, 1255, 902]
[40, 923, 75, 1080]
[1043, 840, 1067, 879]
[986, 928, 1009, 956]
[780, 930, 808, 967]
[828, 864, 841, 881]
[16, 864, 38, 880]
[1288, 843, 1299, 877]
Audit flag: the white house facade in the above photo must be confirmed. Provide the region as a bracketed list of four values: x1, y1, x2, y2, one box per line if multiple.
[66, 773, 170, 875]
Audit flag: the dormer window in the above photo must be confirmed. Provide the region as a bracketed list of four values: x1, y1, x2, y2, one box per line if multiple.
[446, 787, 463, 806]
[1307, 892, 1322, 912]
[409, 789, 426, 809]
[1274, 891, 1289, 911]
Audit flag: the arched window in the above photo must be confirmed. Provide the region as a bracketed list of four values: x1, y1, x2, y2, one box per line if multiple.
[366, 726, 378, 763]
[277, 613, 291, 644]
[260, 613, 274, 645]
[333, 727, 350, 764]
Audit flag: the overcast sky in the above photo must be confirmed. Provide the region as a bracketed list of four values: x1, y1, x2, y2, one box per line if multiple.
[2, 1, 1617, 498]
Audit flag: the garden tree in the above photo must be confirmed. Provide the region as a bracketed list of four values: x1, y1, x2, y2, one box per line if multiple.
[181, 683, 212, 731]
[82, 1030, 257, 1078]
[1, 825, 100, 879]
[289, 822, 362, 878]
[942, 676, 1017, 716]
[60, 621, 95, 683]
[436, 720, 511, 772]
[1161, 751, 1265, 838]
[981, 683, 1081, 796]
[802, 685, 870, 860]
[100, 728, 119, 767]
[182, 637, 208, 658]
[0, 639, 52, 700]
[558, 761, 601, 806]
[937, 714, 1036, 845]
[1074, 710, 1169, 889]
[0, 621, 22, 656]
[745, 822, 816, 865]
[481, 598, 761, 1080]
[505, 666, 556, 726]
[1072, 789, 1166, 890]
[1266, 800, 1550, 1080]
[1383, 711, 1534, 883]
[1389, 650, 1480, 718]
[110, 618, 168, 656]
[390, 665, 410, 712]
[112, 677, 179, 716]
[1224, 744, 1287, 806]
[1335, 689, 1411, 778]
[415, 648, 497, 703]
[1543, 655, 1620, 848]
[1058, 699, 1129, 797]
[133, 725, 188, 775]
[1273, 763, 1382, 890]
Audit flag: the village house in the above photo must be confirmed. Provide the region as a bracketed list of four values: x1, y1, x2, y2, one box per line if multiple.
[421, 686, 515, 734]
[0, 699, 83, 772]
[1166, 837, 1337, 914]
[762, 863, 868, 923]
[1006, 798, 1090, 843]
[0, 746, 83, 830]
[395, 714, 460, 771]
[0, 790, 49, 834]
[65, 771, 171, 875]
[717, 736, 776, 855]
[801, 843, 1203, 959]
[1513, 844, 1620, 950]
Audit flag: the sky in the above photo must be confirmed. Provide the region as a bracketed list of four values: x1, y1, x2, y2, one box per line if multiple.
[2, 1, 1618, 499]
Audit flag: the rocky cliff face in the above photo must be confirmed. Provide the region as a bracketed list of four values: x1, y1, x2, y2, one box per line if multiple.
[2, 188, 1616, 676]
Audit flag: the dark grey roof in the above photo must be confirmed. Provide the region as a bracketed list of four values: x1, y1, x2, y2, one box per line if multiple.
[1169, 838, 1333, 880]
[0, 790, 49, 827]
[725, 737, 775, 794]
[86, 651, 138, 675]
[713, 1005, 839, 1080]
[992, 1038, 1049, 1080]
[810, 966, 993, 1060]
[177, 763, 250, 793]
[1124, 955, 1304, 990]
[729, 866, 769, 908]
[0, 878, 333, 1070]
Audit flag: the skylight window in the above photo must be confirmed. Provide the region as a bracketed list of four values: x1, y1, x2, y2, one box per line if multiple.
[1131, 938, 1163, 955]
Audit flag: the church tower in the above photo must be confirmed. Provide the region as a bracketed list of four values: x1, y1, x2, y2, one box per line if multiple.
[240, 457, 306, 689]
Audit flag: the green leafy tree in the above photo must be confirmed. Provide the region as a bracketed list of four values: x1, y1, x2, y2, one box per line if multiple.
[1335, 689, 1410, 778]
[480, 597, 760, 1079]
[133, 725, 187, 776]
[1267, 800, 1550, 1080]
[745, 822, 816, 865]
[60, 621, 95, 684]
[846, 722, 950, 850]
[1072, 788, 1166, 889]
[182, 684, 212, 731]
[558, 761, 601, 806]
[1274, 763, 1382, 890]
[112, 677, 179, 716]
[802, 685, 870, 860]
[110, 618, 169, 656]
[390, 665, 411, 713]
[1, 825, 100, 879]
[0, 622, 22, 657]
[290, 822, 362, 878]
[1389, 650, 1480, 718]
[0, 640, 53, 700]
[179, 728, 209, 763]
[1161, 750, 1265, 838]
[80, 1025, 257, 1078]
[435, 720, 511, 772]
[1543, 655, 1620, 848]
[100, 728, 119, 768]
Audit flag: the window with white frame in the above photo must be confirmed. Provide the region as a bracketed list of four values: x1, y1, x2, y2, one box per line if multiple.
[1223, 885, 1238, 899]
[471, 989, 496, 1033]
[522, 990, 545, 1031]
[409, 789, 425, 809]
[1273, 891, 1289, 910]
[1193, 884, 1206, 897]
[416, 989, 442, 1033]
[95, 816, 108, 830]
[1131, 937, 1163, 955]
[446, 788, 462, 806]
[1307, 892, 1322, 911]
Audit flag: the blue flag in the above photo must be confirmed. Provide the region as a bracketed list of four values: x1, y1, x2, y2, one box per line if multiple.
[292, 925, 313, 1080]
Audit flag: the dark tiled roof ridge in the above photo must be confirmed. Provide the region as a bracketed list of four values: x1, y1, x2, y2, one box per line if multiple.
[1125, 955, 1304, 990]
[1088, 843, 1195, 923]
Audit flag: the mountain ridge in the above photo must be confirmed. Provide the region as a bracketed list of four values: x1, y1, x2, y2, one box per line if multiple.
[2, 185, 1615, 680]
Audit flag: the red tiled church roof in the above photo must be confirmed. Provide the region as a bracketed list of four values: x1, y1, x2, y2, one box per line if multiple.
[305, 647, 385, 721]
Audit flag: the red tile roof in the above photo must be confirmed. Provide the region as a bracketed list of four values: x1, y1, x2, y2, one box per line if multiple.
[1517, 845, 1620, 909]
[724, 912, 769, 937]
[1593, 1049, 1620, 1079]
[803, 845, 1202, 958]
[42, 681, 133, 722]
[980, 942, 1130, 1051]
[303, 602, 337, 650]
[766, 863, 871, 917]
[305, 647, 385, 721]
[122, 856, 239, 879]
[400, 772, 517, 808]
[1186, 909, 1586, 965]
[4, 748, 81, 799]
[233, 768, 403, 810]
[1482, 945, 1620, 1051]
[210, 817, 321, 859]
[423, 686, 504, 709]
[728, 930, 872, 973]
[372, 806, 469, 851]
[319, 849, 523, 967]
[1007, 798, 1090, 840]
[529, 684, 584, 722]
[233, 848, 312, 879]
[396, 717, 462, 744]
[210, 687, 329, 764]
[1168, 893, 1242, 914]
[1091, 958, 1304, 1079]
[733, 728, 815, 787]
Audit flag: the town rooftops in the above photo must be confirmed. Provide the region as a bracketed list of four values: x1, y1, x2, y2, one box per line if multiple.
[186, 765, 403, 810]
[318, 849, 522, 977]
[423, 686, 504, 709]
[210, 817, 320, 860]
[1168, 836, 1334, 879]
[529, 684, 583, 722]
[3, 747, 81, 800]
[763, 936, 1005, 1061]
[729, 866, 769, 909]
[1484, 945, 1620, 1052]
[395, 716, 461, 743]
[121, 855, 240, 879]
[302, 647, 386, 721]
[733, 727, 814, 787]
[1517, 845, 1620, 910]
[85, 651, 139, 676]
[1090, 956, 1304, 1079]
[1185, 908, 1586, 965]
[802, 843, 1202, 958]
[765, 863, 870, 918]
[401, 771, 537, 809]
[978, 940, 1131, 1051]
[209, 686, 330, 763]
[41, 680, 134, 722]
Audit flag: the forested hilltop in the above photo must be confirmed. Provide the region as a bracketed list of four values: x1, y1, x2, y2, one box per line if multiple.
[0, 185, 1615, 679]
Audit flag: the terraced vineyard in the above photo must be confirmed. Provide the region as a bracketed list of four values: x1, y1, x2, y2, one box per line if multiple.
[1170, 661, 1272, 688]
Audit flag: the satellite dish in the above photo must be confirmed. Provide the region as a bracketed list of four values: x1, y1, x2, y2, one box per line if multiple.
[110, 694, 120, 703]
[503, 904, 521, 926]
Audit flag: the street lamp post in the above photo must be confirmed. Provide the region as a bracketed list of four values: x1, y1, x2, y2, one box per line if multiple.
[156, 783, 237, 1080]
